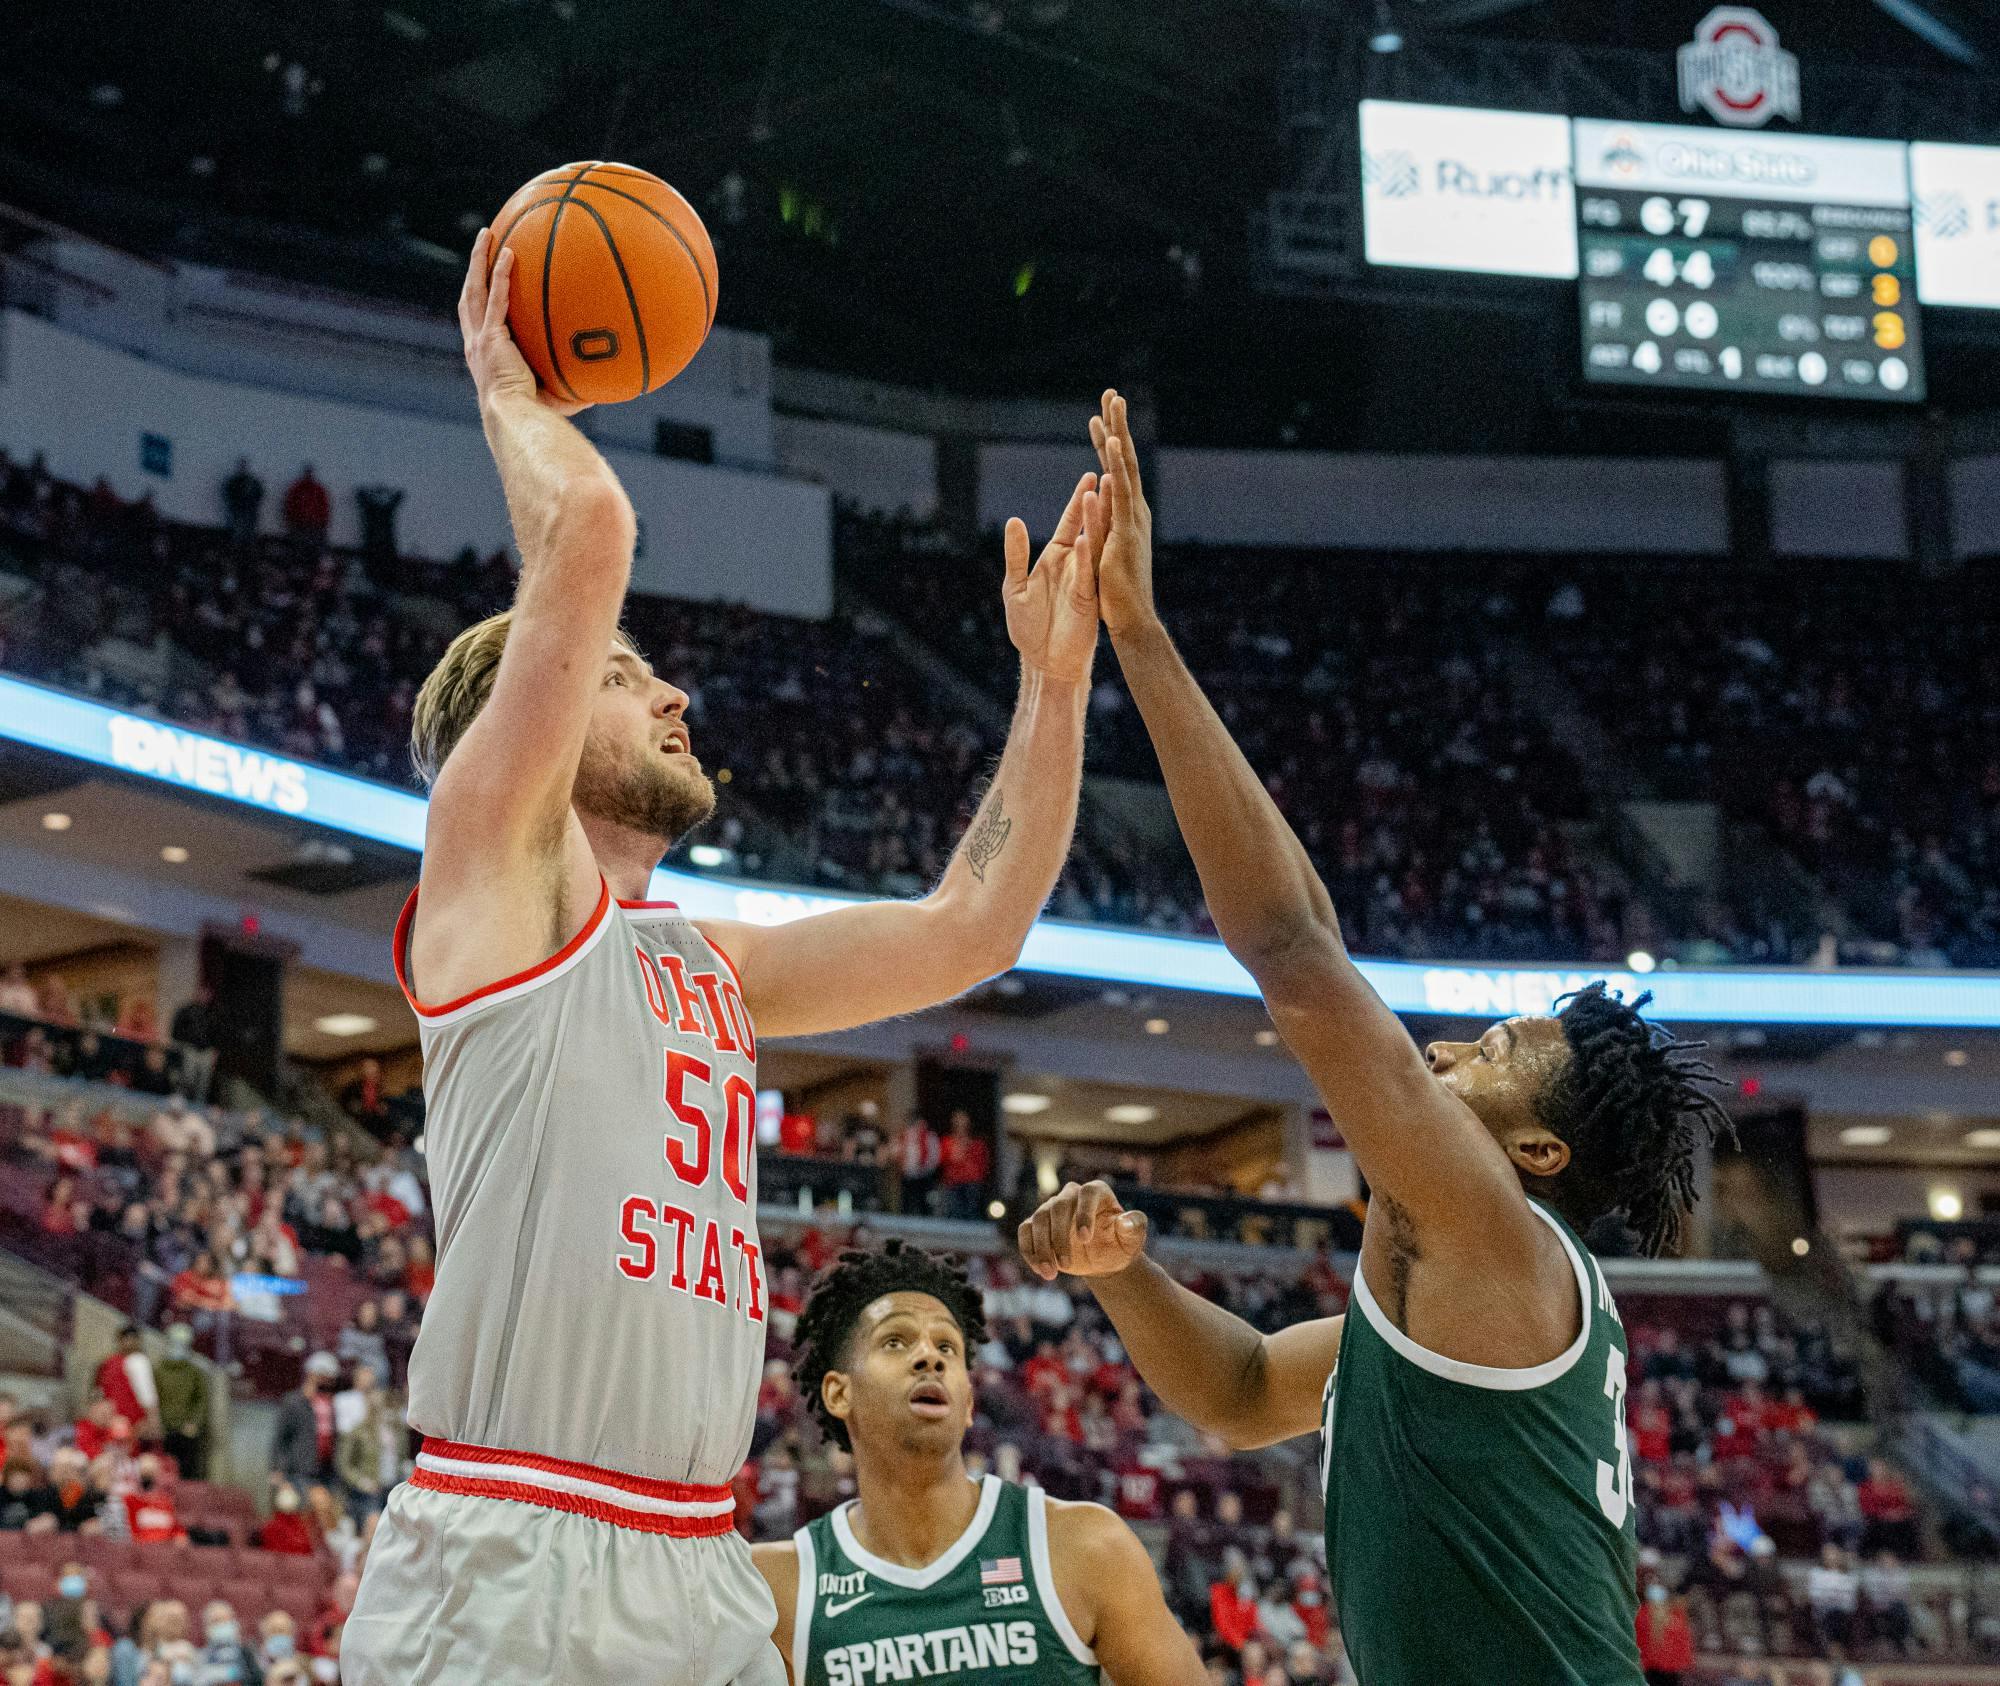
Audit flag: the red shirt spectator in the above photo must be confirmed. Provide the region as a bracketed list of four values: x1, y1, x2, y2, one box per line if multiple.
[1112, 1462, 1164, 1522]
[1293, 1577, 1332, 1648]
[779, 1112, 817, 1157]
[405, 1240, 436, 1303]
[1636, 1597, 1695, 1673]
[258, 1504, 317, 1555]
[1209, 1575, 1259, 1651]
[46, 1129, 98, 1174]
[938, 1129, 989, 1189]
[1632, 1398, 1673, 1464]
[1765, 1393, 1819, 1435]
[94, 1338, 155, 1428]
[1040, 1387, 1083, 1444]
[1019, 1348, 1065, 1402]
[123, 1484, 185, 1544]
[171, 1261, 233, 1314]
[1858, 1467, 1915, 1524]
[281, 467, 331, 536]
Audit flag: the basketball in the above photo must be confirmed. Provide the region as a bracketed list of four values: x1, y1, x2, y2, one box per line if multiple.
[488, 161, 718, 407]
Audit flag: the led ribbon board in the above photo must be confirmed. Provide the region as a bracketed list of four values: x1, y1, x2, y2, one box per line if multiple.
[6, 672, 2000, 1027]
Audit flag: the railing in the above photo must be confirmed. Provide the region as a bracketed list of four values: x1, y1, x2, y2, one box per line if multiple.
[0, 1010, 214, 1103]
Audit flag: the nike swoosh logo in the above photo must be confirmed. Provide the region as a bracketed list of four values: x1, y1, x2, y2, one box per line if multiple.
[825, 1593, 874, 1617]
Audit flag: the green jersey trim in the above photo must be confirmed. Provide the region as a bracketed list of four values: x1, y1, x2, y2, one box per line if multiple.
[1350, 1200, 1593, 1392]
[1023, 1485, 1096, 1667]
[793, 1521, 820, 1672]
[829, 1475, 1003, 1589]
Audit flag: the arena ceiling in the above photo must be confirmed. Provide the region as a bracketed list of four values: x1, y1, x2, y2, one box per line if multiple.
[10, 1, 2000, 396]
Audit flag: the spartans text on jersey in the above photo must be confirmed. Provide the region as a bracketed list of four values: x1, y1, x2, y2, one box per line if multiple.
[821, 1622, 1041, 1686]
[612, 941, 766, 1326]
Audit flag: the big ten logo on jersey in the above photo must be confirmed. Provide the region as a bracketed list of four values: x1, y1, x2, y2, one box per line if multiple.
[983, 1583, 1029, 1610]
[611, 940, 764, 1326]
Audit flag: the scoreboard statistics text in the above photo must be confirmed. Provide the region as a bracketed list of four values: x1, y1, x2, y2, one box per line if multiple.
[1573, 121, 1921, 401]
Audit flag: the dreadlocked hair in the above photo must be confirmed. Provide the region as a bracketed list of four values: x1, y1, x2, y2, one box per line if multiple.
[793, 1238, 989, 1452]
[1539, 983, 1736, 1260]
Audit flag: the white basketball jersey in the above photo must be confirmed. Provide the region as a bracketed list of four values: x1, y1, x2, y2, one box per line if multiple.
[392, 879, 765, 1486]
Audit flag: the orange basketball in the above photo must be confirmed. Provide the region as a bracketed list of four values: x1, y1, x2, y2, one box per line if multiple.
[488, 161, 718, 407]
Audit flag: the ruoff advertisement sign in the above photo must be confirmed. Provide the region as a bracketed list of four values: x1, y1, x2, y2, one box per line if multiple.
[1677, 7, 1801, 129]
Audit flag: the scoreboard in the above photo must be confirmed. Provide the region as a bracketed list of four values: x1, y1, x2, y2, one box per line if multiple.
[1573, 121, 1922, 401]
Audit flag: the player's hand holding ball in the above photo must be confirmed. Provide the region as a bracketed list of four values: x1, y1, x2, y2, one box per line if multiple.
[464, 161, 719, 415]
[1018, 1179, 1149, 1282]
[459, 229, 590, 418]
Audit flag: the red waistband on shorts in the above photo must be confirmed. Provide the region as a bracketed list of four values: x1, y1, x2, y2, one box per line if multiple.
[409, 1438, 739, 1537]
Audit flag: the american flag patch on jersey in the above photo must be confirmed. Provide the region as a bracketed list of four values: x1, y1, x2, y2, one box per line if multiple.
[980, 1556, 1023, 1586]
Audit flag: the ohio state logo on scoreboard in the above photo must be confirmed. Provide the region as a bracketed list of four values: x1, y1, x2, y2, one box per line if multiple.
[1677, 7, 1801, 129]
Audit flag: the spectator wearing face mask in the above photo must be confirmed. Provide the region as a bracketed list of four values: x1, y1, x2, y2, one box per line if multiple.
[153, 1326, 209, 1481]
[196, 1602, 258, 1685]
[256, 1613, 297, 1678]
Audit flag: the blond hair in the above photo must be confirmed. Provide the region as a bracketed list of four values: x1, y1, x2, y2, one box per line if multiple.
[411, 611, 639, 786]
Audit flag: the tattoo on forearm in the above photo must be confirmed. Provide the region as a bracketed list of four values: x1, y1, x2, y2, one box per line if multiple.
[966, 791, 1013, 882]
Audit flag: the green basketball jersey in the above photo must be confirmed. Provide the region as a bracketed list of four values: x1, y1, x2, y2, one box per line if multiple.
[792, 1475, 1099, 1686]
[1320, 1201, 1642, 1686]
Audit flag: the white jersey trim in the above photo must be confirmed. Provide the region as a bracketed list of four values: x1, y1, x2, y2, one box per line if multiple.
[829, 1474, 1000, 1590]
[410, 1449, 736, 1517]
[1026, 1485, 1097, 1666]
[1351, 1201, 1593, 1392]
[792, 1521, 818, 1674]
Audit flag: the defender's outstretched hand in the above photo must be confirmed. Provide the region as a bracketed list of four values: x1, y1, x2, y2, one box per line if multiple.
[1087, 390, 1156, 639]
[1018, 1179, 1149, 1281]
[1002, 469, 1103, 687]
[458, 228, 592, 418]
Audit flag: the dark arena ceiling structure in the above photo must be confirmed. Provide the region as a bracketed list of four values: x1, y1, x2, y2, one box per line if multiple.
[9, 0, 2000, 425]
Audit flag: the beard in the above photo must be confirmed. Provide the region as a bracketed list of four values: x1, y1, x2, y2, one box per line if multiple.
[572, 734, 717, 848]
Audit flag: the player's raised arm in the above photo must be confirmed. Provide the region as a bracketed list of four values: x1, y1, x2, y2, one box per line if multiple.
[1087, 391, 1543, 1256]
[1045, 1499, 1209, 1686]
[1019, 1180, 1341, 1450]
[416, 232, 634, 934]
[696, 473, 1102, 1040]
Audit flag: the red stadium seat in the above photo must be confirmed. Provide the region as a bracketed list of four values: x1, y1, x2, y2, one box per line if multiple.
[1, 1561, 53, 1604]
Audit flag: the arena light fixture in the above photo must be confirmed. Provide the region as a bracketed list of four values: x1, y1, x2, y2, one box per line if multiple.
[1839, 1125, 1893, 1147]
[1967, 1129, 2000, 1149]
[41, 811, 72, 831]
[1105, 1103, 1159, 1126]
[686, 844, 729, 868]
[1626, 951, 1657, 975]
[1946, 1049, 1971, 1067]
[986, 1200, 1007, 1220]
[1791, 1237, 1811, 1257]
[1255, 1029, 1280, 1047]
[1369, 0, 1404, 53]
[313, 1014, 378, 1037]
[1931, 1187, 1965, 1221]
[1144, 1018, 1170, 1036]
[159, 845, 189, 864]
[1001, 1093, 1052, 1115]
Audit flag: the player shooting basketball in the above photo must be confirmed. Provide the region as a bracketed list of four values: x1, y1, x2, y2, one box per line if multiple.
[344, 235, 1109, 1686]
[1017, 392, 1734, 1686]
[751, 1240, 1205, 1686]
